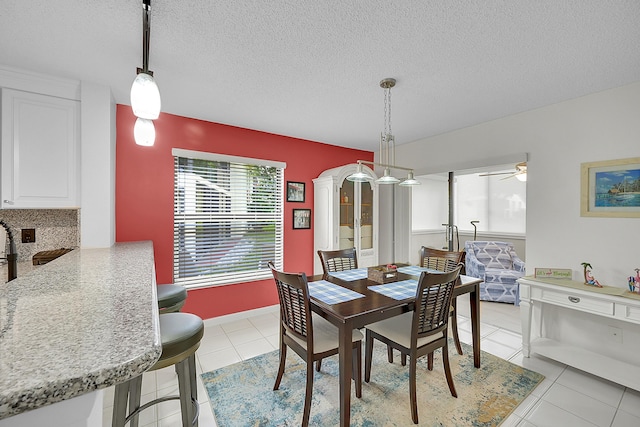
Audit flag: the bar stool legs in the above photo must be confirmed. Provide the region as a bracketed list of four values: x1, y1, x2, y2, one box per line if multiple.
[112, 312, 203, 427]
[176, 354, 199, 427]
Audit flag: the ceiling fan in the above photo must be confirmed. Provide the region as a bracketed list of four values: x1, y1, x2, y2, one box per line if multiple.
[479, 162, 527, 181]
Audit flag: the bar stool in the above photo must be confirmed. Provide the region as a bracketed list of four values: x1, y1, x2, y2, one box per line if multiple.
[157, 284, 187, 313]
[112, 312, 204, 427]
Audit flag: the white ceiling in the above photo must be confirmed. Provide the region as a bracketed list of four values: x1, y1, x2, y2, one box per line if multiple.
[2, 1, 640, 151]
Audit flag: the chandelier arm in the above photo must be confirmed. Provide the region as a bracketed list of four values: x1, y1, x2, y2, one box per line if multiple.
[356, 160, 414, 173]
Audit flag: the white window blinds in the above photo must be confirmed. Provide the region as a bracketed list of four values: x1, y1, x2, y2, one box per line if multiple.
[173, 149, 285, 288]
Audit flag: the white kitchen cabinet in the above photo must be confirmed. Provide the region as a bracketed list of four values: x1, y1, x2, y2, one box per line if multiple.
[313, 164, 378, 274]
[1, 88, 79, 208]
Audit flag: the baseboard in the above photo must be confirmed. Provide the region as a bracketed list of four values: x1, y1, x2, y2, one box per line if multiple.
[203, 304, 279, 327]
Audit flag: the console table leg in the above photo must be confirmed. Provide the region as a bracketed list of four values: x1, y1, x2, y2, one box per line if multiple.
[520, 284, 532, 357]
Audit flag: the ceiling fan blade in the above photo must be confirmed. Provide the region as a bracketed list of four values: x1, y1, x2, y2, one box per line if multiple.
[481, 162, 527, 179]
[479, 172, 512, 177]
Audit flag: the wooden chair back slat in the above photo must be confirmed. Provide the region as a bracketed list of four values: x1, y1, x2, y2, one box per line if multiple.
[419, 246, 464, 272]
[317, 248, 358, 274]
[269, 262, 312, 343]
[414, 266, 462, 337]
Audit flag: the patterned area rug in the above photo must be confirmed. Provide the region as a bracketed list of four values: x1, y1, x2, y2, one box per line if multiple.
[201, 340, 543, 426]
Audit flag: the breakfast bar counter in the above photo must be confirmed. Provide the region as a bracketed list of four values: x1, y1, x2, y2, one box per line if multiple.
[0, 241, 161, 423]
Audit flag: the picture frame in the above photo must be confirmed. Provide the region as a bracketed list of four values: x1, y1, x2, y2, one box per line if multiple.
[293, 209, 311, 229]
[287, 181, 305, 202]
[581, 157, 640, 217]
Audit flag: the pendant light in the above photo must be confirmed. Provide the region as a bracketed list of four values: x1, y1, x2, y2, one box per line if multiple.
[131, 0, 161, 145]
[347, 78, 420, 186]
[346, 163, 375, 182]
[134, 118, 156, 146]
[377, 167, 400, 184]
[131, 72, 161, 120]
[399, 171, 420, 186]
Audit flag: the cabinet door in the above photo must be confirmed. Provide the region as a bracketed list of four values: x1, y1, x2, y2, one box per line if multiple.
[359, 181, 374, 251]
[1, 89, 79, 208]
[338, 179, 375, 257]
[339, 180, 355, 249]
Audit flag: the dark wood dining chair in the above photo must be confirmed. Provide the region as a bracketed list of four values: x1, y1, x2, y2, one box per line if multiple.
[364, 266, 462, 424]
[315, 247, 359, 372]
[317, 248, 358, 275]
[419, 246, 466, 357]
[268, 262, 363, 427]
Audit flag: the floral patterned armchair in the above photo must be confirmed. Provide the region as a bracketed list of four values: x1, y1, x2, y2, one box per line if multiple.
[464, 241, 525, 305]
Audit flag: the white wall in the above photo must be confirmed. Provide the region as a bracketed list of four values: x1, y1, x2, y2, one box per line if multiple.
[392, 81, 640, 288]
[80, 81, 116, 247]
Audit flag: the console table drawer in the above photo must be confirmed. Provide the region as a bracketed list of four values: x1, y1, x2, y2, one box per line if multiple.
[618, 304, 640, 324]
[539, 288, 614, 316]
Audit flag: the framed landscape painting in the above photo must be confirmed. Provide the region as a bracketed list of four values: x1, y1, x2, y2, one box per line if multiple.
[581, 157, 640, 217]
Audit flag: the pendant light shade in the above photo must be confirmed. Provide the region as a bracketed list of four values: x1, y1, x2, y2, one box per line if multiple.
[134, 117, 156, 146]
[131, 72, 161, 119]
[376, 167, 400, 184]
[347, 163, 374, 182]
[399, 171, 420, 186]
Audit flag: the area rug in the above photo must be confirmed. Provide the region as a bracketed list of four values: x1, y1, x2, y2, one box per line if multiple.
[201, 340, 544, 426]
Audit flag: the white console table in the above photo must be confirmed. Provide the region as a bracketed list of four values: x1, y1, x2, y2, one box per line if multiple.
[519, 276, 640, 391]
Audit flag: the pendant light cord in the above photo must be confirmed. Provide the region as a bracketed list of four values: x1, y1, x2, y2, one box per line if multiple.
[141, 0, 151, 74]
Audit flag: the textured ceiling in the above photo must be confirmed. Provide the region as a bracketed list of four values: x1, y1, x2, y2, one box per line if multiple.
[1, 1, 640, 151]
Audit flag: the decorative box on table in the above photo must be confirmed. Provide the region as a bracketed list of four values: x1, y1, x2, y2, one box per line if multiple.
[368, 265, 399, 284]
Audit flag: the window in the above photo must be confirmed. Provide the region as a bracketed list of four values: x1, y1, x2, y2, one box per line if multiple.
[455, 171, 526, 233]
[173, 148, 285, 288]
[412, 164, 526, 234]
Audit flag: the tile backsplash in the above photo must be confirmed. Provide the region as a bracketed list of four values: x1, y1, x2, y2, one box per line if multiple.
[0, 209, 79, 264]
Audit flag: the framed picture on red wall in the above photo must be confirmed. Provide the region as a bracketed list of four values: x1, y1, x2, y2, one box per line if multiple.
[287, 181, 305, 202]
[293, 209, 311, 229]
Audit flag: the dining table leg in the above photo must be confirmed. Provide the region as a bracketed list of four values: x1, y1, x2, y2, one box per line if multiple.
[338, 319, 353, 427]
[470, 282, 481, 368]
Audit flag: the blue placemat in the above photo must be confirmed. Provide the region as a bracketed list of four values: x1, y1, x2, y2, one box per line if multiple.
[328, 268, 368, 281]
[368, 279, 419, 300]
[308, 280, 365, 304]
[397, 265, 441, 277]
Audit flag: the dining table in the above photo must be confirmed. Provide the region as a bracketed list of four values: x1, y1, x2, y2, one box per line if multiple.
[307, 265, 483, 427]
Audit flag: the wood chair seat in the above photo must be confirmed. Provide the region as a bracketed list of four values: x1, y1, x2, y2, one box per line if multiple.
[288, 312, 364, 353]
[367, 312, 443, 349]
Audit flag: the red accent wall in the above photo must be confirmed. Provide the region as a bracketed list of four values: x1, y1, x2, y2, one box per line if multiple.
[115, 105, 373, 319]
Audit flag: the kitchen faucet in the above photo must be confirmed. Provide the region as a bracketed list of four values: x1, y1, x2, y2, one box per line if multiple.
[0, 220, 17, 281]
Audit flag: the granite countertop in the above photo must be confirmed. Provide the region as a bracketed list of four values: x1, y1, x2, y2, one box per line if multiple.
[0, 241, 161, 420]
[1, 261, 36, 283]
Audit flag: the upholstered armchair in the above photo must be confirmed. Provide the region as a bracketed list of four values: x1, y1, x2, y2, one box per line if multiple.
[464, 241, 525, 305]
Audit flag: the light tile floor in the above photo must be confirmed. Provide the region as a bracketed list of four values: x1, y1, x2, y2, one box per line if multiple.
[103, 294, 640, 426]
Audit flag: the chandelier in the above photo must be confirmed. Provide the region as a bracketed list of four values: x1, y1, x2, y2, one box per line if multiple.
[130, 0, 161, 146]
[347, 78, 420, 186]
